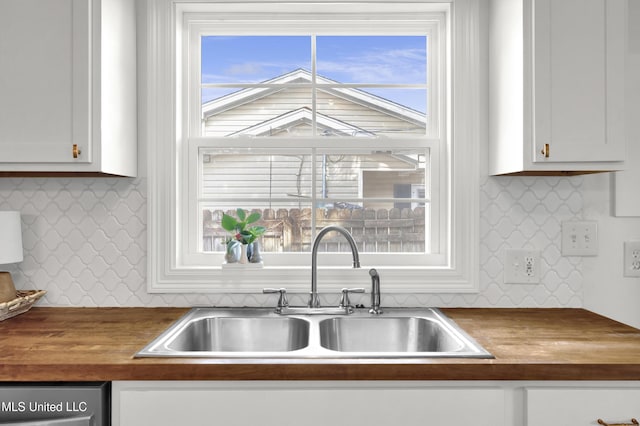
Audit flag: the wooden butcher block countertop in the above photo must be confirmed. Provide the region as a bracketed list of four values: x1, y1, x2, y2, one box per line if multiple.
[1, 307, 640, 381]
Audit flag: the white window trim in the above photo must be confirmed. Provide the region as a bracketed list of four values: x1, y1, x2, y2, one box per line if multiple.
[146, 0, 480, 294]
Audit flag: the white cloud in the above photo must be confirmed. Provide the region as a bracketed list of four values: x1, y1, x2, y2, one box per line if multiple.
[317, 47, 426, 84]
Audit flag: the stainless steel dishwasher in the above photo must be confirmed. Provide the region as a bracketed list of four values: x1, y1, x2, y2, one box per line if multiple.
[0, 382, 109, 425]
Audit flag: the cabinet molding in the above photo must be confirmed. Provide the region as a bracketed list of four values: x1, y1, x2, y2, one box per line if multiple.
[613, 2, 640, 217]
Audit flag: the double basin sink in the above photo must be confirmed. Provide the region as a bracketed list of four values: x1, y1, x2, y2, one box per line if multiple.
[136, 307, 493, 359]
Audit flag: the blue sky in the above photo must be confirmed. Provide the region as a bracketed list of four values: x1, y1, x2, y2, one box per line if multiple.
[201, 36, 428, 112]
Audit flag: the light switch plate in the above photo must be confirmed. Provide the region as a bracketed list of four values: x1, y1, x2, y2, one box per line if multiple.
[504, 249, 541, 284]
[561, 221, 598, 256]
[624, 241, 640, 277]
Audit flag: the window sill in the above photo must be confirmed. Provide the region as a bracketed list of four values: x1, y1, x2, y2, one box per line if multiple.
[148, 264, 479, 294]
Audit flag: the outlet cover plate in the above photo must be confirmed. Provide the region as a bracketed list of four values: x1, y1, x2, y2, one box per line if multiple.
[624, 241, 640, 277]
[504, 249, 541, 284]
[561, 221, 598, 256]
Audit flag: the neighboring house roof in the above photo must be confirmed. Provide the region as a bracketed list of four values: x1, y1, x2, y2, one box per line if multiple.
[229, 107, 375, 137]
[202, 68, 427, 133]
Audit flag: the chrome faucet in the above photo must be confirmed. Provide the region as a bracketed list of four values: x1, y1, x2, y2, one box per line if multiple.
[309, 225, 361, 308]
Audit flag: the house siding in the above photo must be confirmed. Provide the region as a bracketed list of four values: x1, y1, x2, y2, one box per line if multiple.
[203, 87, 425, 137]
[201, 153, 420, 206]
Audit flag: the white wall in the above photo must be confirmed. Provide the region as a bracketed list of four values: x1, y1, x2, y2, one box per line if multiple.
[583, 6, 640, 328]
[0, 0, 587, 309]
[583, 174, 640, 328]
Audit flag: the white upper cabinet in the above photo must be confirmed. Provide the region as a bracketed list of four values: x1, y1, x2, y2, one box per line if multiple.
[489, 0, 627, 175]
[0, 0, 136, 176]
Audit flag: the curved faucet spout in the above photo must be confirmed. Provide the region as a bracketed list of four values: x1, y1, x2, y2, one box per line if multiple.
[309, 225, 361, 308]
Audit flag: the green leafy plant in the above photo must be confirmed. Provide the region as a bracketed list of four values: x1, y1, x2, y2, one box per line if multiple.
[221, 208, 266, 247]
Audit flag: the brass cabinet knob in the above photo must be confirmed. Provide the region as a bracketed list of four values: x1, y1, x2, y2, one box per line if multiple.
[540, 143, 550, 158]
[72, 144, 82, 159]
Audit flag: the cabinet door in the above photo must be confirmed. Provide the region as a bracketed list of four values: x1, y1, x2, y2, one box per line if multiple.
[115, 382, 505, 426]
[527, 387, 640, 425]
[533, 0, 626, 163]
[0, 0, 90, 163]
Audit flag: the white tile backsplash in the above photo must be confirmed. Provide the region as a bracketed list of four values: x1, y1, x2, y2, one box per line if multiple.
[0, 175, 583, 307]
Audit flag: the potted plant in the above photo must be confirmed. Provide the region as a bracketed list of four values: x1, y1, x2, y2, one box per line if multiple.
[221, 208, 266, 263]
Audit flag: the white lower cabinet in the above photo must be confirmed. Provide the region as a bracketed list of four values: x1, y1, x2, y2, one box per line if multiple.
[527, 387, 640, 426]
[113, 381, 640, 426]
[112, 382, 506, 426]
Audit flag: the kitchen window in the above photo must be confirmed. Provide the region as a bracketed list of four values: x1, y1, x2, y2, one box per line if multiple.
[147, 0, 480, 293]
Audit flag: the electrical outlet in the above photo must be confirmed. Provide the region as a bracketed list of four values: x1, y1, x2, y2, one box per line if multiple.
[504, 249, 541, 284]
[624, 241, 640, 277]
[561, 221, 598, 256]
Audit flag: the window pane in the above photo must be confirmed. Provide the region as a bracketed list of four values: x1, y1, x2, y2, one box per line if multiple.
[202, 204, 426, 254]
[315, 150, 427, 202]
[200, 149, 428, 254]
[201, 36, 311, 84]
[312, 206, 427, 254]
[202, 88, 239, 105]
[314, 150, 428, 254]
[202, 87, 312, 137]
[316, 36, 427, 84]
[317, 88, 427, 136]
[364, 88, 427, 115]
[202, 203, 313, 253]
[201, 150, 312, 199]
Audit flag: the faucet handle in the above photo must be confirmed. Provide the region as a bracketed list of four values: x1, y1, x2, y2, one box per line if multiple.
[339, 288, 365, 309]
[369, 268, 383, 315]
[263, 288, 289, 312]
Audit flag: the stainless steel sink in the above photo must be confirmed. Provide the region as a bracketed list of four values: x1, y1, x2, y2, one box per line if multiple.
[137, 309, 310, 357]
[166, 317, 309, 352]
[136, 307, 493, 359]
[319, 317, 465, 353]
